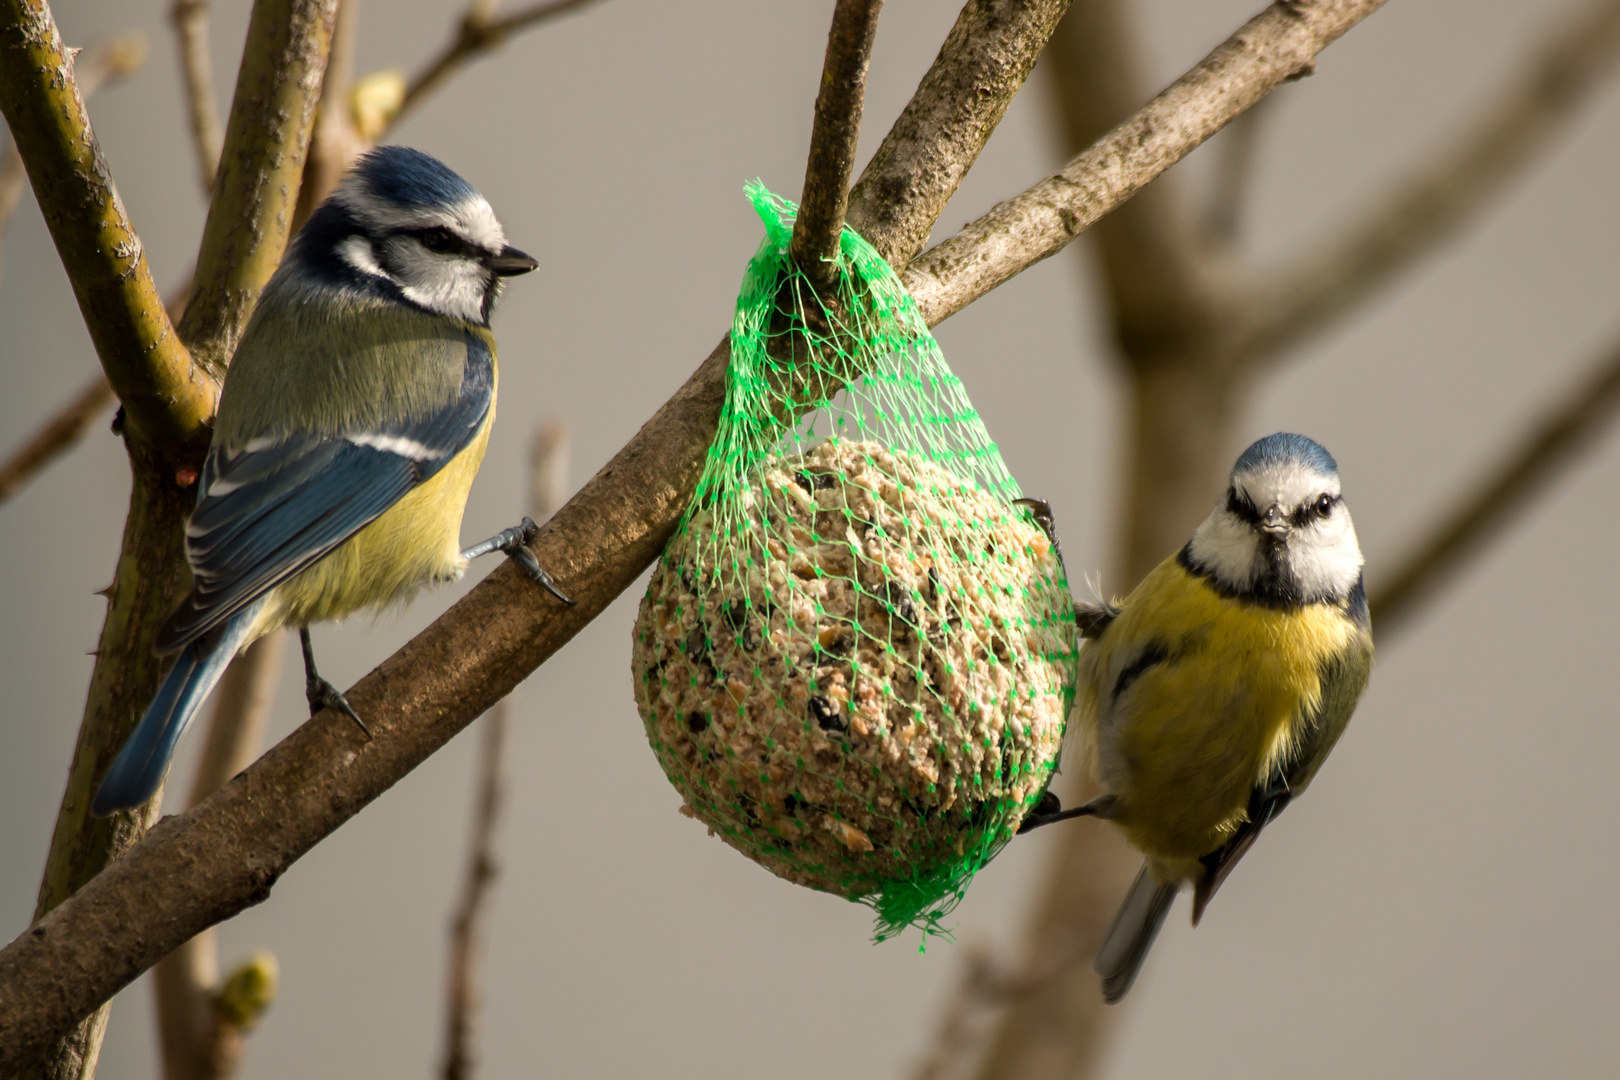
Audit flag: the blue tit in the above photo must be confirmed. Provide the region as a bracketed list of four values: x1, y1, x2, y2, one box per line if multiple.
[93, 146, 569, 816]
[1020, 433, 1373, 1002]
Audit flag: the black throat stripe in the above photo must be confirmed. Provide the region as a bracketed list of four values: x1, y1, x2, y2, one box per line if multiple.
[1176, 542, 1351, 613]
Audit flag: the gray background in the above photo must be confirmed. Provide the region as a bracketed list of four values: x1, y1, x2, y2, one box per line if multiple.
[3, 0, 1619, 1076]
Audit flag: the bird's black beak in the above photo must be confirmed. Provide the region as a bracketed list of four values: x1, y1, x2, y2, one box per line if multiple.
[488, 245, 538, 277]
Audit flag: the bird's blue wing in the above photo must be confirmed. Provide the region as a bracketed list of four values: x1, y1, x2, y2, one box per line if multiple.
[155, 332, 493, 654]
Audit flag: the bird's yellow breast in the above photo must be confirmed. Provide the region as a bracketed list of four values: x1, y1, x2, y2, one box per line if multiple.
[247, 336, 498, 640]
[1077, 554, 1358, 871]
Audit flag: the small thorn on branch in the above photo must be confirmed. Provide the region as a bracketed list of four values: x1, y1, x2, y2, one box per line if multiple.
[790, 0, 885, 295]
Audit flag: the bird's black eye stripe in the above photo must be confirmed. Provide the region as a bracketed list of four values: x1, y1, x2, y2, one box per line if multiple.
[1226, 487, 1260, 525]
[413, 226, 467, 256]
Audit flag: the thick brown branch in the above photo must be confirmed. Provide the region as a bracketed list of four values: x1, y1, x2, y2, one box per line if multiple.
[1236, 0, 1620, 366]
[155, 633, 287, 1080]
[178, 0, 338, 378]
[0, 1, 1374, 1059]
[0, 376, 116, 507]
[902, 0, 1390, 327]
[789, 0, 884, 292]
[399, 0, 600, 124]
[845, 0, 1072, 268]
[0, 1, 213, 458]
[0, 29, 147, 256]
[172, 0, 223, 194]
[1371, 333, 1620, 636]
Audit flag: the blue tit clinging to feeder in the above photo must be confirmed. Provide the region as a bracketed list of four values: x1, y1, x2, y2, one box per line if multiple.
[93, 146, 571, 816]
[1020, 433, 1373, 1003]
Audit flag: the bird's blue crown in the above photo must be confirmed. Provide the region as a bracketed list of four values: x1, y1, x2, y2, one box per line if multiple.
[349, 145, 479, 211]
[1233, 432, 1338, 479]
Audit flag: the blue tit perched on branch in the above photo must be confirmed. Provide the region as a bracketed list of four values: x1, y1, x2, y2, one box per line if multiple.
[93, 146, 569, 816]
[1020, 433, 1373, 1003]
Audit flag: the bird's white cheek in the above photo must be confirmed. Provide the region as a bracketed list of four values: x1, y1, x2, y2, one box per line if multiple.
[1288, 517, 1363, 598]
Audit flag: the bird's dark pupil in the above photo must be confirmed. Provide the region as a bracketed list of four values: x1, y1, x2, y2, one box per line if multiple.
[1316, 495, 1333, 516]
[421, 228, 455, 252]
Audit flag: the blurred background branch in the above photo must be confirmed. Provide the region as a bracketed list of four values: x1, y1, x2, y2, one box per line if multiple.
[1235, 0, 1620, 368]
[440, 419, 569, 1080]
[1369, 330, 1620, 635]
[170, 0, 222, 194]
[399, 0, 602, 125]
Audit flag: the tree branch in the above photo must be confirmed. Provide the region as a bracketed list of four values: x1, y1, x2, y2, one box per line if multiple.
[154, 633, 288, 1080]
[1371, 332, 1620, 636]
[440, 701, 506, 1080]
[398, 0, 600, 125]
[0, 1, 1388, 1061]
[171, 0, 223, 195]
[789, 0, 884, 292]
[177, 0, 338, 378]
[0, 376, 116, 507]
[1203, 95, 1271, 246]
[1043, 0, 1226, 365]
[844, 0, 1071, 269]
[901, 0, 1390, 327]
[1235, 0, 1620, 366]
[0, 1, 212, 459]
[292, 0, 365, 228]
[7, 4, 333, 1077]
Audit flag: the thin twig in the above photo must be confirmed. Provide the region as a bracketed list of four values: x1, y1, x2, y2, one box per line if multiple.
[790, 0, 884, 292]
[0, 1, 1388, 1058]
[440, 422, 565, 1080]
[1371, 333, 1620, 636]
[293, 0, 367, 228]
[180, 0, 339, 379]
[0, 9, 209, 457]
[399, 0, 600, 124]
[0, 377, 117, 507]
[440, 701, 507, 1080]
[172, 0, 223, 194]
[0, 272, 191, 514]
[1236, 0, 1620, 367]
[902, 0, 1389, 328]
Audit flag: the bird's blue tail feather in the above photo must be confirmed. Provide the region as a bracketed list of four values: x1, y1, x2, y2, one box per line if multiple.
[93, 602, 264, 816]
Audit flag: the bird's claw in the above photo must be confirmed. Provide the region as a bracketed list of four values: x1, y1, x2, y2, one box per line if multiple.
[463, 517, 574, 604]
[1017, 792, 1117, 834]
[307, 675, 370, 739]
[1013, 497, 1062, 559]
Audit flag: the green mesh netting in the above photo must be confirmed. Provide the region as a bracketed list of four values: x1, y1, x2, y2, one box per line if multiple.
[632, 184, 1079, 940]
